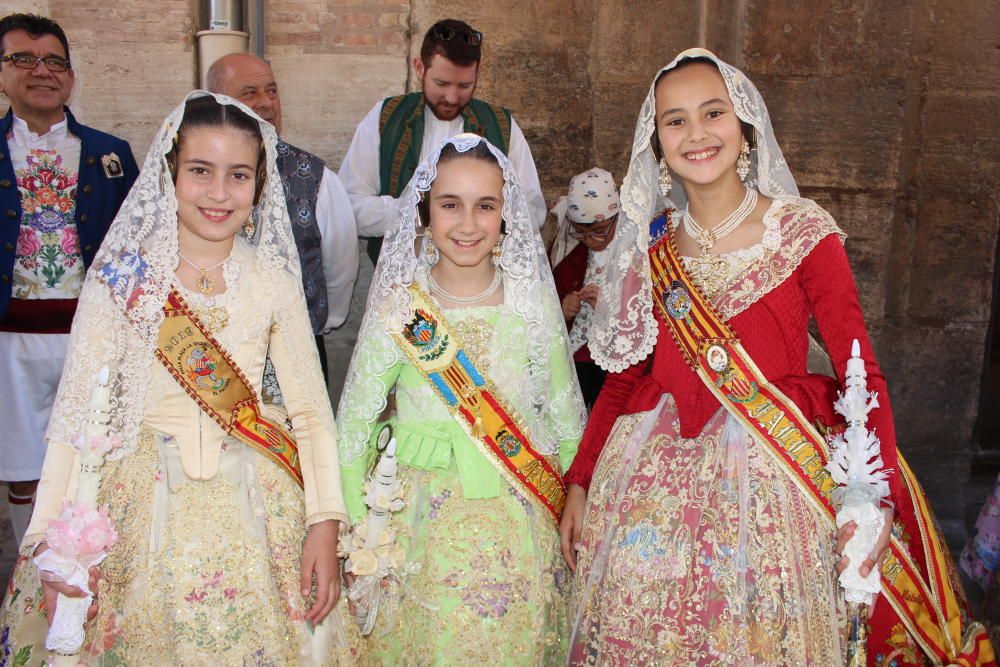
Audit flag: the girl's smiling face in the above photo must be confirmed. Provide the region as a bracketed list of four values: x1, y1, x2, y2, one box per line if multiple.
[174, 126, 259, 248]
[654, 61, 745, 190]
[427, 154, 505, 270]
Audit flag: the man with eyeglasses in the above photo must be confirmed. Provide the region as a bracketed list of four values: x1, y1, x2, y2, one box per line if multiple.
[0, 13, 138, 546]
[551, 168, 620, 408]
[206, 53, 360, 385]
[339, 18, 547, 264]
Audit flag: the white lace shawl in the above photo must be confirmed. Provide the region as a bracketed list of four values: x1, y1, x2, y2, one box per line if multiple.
[45, 91, 335, 458]
[337, 134, 586, 463]
[589, 48, 801, 372]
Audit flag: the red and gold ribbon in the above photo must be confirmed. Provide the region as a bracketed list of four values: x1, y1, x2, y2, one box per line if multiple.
[390, 284, 566, 523]
[156, 290, 302, 487]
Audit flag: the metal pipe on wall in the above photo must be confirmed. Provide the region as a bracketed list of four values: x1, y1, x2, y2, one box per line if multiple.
[195, 0, 252, 88]
[248, 0, 266, 58]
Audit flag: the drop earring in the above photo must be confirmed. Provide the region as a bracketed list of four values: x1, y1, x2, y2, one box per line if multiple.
[491, 234, 504, 267]
[244, 213, 256, 241]
[424, 228, 439, 264]
[736, 139, 751, 182]
[658, 158, 672, 197]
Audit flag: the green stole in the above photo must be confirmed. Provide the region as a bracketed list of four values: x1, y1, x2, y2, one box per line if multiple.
[366, 92, 513, 263]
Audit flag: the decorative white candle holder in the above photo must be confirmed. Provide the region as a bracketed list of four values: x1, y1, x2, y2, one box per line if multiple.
[826, 339, 889, 605]
[34, 367, 119, 659]
[340, 434, 408, 635]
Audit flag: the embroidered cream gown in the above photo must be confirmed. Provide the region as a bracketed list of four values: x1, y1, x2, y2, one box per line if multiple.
[0, 239, 352, 666]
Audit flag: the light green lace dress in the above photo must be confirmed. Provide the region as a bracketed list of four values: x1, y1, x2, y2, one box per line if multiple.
[339, 303, 583, 666]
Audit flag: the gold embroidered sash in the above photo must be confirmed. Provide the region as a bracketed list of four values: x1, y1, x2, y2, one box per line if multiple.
[390, 283, 566, 523]
[156, 290, 303, 487]
[647, 218, 993, 666]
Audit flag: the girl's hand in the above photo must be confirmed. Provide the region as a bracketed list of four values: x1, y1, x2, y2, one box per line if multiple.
[560, 484, 587, 573]
[579, 284, 600, 307]
[834, 507, 894, 619]
[562, 291, 583, 320]
[300, 519, 340, 624]
[343, 571, 357, 615]
[34, 543, 100, 627]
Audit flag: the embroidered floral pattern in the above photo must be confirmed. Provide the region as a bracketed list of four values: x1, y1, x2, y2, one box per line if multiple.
[874, 622, 921, 666]
[357, 464, 569, 664]
[569, 400, 846, 665]
[98, 248, 149, 311]
[426, 488, 452, 520]
[0, 555, 46, 667]
[0, 428, 356, 666]
[962, 474, 1000, 590]
[13, 149, 83, 299]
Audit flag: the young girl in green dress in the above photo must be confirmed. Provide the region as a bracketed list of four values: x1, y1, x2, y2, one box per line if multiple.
[337, 134, 585, 665]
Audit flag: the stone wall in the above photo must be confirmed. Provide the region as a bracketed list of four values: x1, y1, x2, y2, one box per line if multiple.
[0, 2, 997, 569]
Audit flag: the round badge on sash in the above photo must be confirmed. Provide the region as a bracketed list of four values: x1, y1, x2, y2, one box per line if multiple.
[705, 344, 729, 372]
[664, 280, 692, 319]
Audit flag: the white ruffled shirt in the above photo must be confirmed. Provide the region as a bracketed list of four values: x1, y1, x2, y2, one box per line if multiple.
[313, 166, 360, 331]
[338, 101, 548, 236]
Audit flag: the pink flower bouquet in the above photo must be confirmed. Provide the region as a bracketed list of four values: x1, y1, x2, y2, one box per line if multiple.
[42, 501, 119, 570]
[33, 500, 119, 654]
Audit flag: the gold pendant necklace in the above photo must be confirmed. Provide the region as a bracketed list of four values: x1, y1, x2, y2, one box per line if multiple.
[682, 188, 759, 298]
[689, 252, 730, 298]
[178, 251, 227, 295]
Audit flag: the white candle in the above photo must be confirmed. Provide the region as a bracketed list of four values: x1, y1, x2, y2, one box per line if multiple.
[364, 438, 400, 548]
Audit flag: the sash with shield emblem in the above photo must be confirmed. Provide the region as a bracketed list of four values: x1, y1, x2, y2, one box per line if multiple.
[155, 289, 303, 487]
[390, 283, 567, 524]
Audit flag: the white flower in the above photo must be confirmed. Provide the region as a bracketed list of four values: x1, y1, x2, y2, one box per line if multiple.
[348, 549, 379, 576]
[377, 528, 396, 547]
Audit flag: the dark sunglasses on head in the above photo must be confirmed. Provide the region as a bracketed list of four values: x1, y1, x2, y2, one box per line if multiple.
[1, 53, 71, 73]
[432, 24, 482, 47]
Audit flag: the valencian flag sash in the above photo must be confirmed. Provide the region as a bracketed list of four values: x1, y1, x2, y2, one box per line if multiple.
[646, 215, 994, 666]
[389, 283, 566, 523]
[156, 289, 303, 487]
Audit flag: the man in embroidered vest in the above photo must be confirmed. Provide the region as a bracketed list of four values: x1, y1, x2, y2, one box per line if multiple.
[0, 13, 138, 545]
[206, 52, 359, 382]
[339, 18, 547, 263]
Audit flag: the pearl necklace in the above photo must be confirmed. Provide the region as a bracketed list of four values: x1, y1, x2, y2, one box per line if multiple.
[178, 251, 227, 295]
[427, 269, 503, 305]
[681, 187, 758, 298]
[682, 187, 759, 254]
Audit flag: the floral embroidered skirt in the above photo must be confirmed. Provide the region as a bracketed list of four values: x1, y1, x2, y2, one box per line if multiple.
[0, 426, 353, 666]
[352, 460, 570, 666]
[568, 395, 847, 666]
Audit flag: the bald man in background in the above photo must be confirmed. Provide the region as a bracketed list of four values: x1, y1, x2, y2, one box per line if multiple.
[206, 53, 359, 384]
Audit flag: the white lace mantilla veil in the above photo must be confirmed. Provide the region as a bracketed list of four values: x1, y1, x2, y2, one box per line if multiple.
[589, 48, 800, 373]
[337, 134, 586, 464]
[45, 90, 335, 458]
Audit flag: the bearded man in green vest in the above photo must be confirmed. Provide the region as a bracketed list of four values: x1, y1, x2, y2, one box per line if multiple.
[339, 18, 547, 263]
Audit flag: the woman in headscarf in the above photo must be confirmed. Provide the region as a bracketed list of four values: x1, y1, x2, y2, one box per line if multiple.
[560, 49, 992, 665]
[0, 92, 352, 666]
[336, 134, 585, 664]
[549, 168, 620, 409]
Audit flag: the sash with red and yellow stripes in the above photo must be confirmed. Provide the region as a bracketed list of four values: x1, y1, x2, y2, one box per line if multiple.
[156, 289, 303, 487]
[389, 283, 566, 523]
[647, 218, 994, 666]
